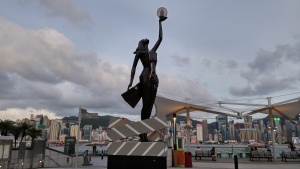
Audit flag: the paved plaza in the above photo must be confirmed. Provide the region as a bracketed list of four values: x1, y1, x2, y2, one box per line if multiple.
[64, 156, 300, 169]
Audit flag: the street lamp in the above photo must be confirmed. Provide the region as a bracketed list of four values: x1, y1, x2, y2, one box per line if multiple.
[173, 113, 177, 150]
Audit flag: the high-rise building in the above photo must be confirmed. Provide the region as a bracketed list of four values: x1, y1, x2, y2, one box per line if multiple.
[49, 120, 60, 141]
[83, 125, 93, 141]
[30, 114, 34, 120]
[244, 116, 252, 128]
[216, 115, 228, 141]
[228, 120, 235, 140]
[196, 124, 203, 143]
[202, 119, 208, 141]
[70, 124, 80, 140]
[216, 115, 228, 130]
[80, 108, 98, 118]
[43, 115, 50, 127]
[239, 128, 257, 142]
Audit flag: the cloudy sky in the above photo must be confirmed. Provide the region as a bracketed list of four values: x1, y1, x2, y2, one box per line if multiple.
[1, 0, 300, 122]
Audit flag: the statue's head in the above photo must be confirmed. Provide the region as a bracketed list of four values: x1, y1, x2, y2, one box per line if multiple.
[134, 39, 149, 54]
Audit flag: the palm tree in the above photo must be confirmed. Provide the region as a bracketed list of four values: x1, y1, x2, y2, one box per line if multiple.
[20, 122, 32, 142]
[10, 125, 22, 148]
[27, 128, 42, 147]
[0, 119, 15, 136]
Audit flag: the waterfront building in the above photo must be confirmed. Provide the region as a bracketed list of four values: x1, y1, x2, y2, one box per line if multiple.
[202, 119, 208, 141]
[216, 115, 228, 141]
[253, 120, 261, 141]
[49, 120, 60, 141]
[43, 115, 50, 128]
[239, 128, 258, 143]
[220, 124, 227, 141]
[80, 108, 98, 118]
[70, 124, 82, 140]
[216, 115, 228, 131]
[244, 115, 252, 128]
[274, 116, 283, 143]
[98, 126, 103, 133]
[196, 123, 203, 143]
[83, 125, 93, 141]
[228, 120, 235, 140]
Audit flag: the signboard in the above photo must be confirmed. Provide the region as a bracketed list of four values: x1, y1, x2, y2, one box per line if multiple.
[64, 137, 76, 155]
[18, 142, 26, 160]
[0, 140, 12, 160]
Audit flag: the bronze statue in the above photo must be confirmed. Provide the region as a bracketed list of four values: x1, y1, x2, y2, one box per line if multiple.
[127, 15, 167, 142]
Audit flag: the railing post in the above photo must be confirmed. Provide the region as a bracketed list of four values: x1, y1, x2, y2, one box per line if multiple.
[234, 155, 238, 169]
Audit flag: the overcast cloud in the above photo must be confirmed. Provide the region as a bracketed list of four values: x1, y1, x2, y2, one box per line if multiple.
[0, 0, 300, 122]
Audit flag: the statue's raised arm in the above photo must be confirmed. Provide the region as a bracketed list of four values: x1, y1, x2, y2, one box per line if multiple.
[151, 17, 167, 52]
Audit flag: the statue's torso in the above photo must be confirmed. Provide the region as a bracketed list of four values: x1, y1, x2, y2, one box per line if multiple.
[139, 51, 158, 85]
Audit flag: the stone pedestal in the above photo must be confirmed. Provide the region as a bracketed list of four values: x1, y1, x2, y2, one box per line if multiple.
[107, 155, 166, 169]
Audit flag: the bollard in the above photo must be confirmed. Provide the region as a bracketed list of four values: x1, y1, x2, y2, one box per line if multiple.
[234, 155, 238, 169]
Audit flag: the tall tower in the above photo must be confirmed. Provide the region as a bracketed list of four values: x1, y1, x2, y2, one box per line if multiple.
[202, 119, 208, 141]
[228, 120, 235, 140]
[216, 115, 228, 141]
[83, 125, 93, 141]
[244, 115, 253, 128]
[49, 120, 59, 141]
[196, 124, 203, 143]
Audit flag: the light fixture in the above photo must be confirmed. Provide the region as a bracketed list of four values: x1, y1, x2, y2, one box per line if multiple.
[157, 7, 168, 18]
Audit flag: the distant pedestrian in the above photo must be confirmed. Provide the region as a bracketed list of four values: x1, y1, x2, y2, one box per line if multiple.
[266, 142, 271, 152]
[288, 143, 296, 151]
[45, 139, 49, 148]
[211, 147, 216, 161]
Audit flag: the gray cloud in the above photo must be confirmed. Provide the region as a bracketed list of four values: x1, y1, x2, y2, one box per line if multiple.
[230, 75, 297, 96]
[230, 41, 300, 96]
[0, 16, 218, 119]
[171, 54, 191, 66]
[28, 0, 94, 29]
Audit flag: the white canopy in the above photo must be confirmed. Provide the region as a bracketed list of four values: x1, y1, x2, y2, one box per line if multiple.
[244, 98, 300, 122]
[154, 95, 240, 118]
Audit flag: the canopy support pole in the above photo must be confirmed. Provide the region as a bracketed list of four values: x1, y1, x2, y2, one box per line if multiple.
[186, 107, 191, 152]
[268, 97, 276, 161]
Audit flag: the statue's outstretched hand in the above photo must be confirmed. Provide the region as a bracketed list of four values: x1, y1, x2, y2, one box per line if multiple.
[159, 17, 167, 22]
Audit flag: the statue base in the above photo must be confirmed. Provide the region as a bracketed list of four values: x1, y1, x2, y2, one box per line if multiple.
[107, 155, 166, 169]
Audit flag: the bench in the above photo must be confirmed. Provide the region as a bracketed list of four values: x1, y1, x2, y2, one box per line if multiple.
[250, 150, 273, 162]
[195, 149, 212, 160]
[280, 151, 300, 162]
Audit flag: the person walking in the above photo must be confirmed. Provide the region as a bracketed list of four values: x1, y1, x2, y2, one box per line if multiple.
[211, 147, 216, 161]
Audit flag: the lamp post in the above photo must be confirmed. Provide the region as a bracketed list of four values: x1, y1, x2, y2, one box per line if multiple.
[75, 108, 82, 169]
[172, 113, 178, 167]
[173, 113, 177, 150]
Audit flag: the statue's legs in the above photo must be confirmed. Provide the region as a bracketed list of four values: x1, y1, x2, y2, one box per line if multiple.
[140, 83, 157, 141]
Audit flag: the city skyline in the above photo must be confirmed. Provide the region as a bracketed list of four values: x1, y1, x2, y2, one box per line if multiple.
[1, 0, 300, 123]
[6, 112, 299, 145]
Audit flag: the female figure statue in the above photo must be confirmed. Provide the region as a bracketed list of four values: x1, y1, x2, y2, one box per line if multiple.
[128, 16, 167, 142]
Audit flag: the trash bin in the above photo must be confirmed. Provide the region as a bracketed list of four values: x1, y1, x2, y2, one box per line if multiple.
[185, 152, 193, 168]
[177, 150, 185, 167]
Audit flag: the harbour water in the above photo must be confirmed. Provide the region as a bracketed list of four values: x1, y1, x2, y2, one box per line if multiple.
[50, 143, 294, 158]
